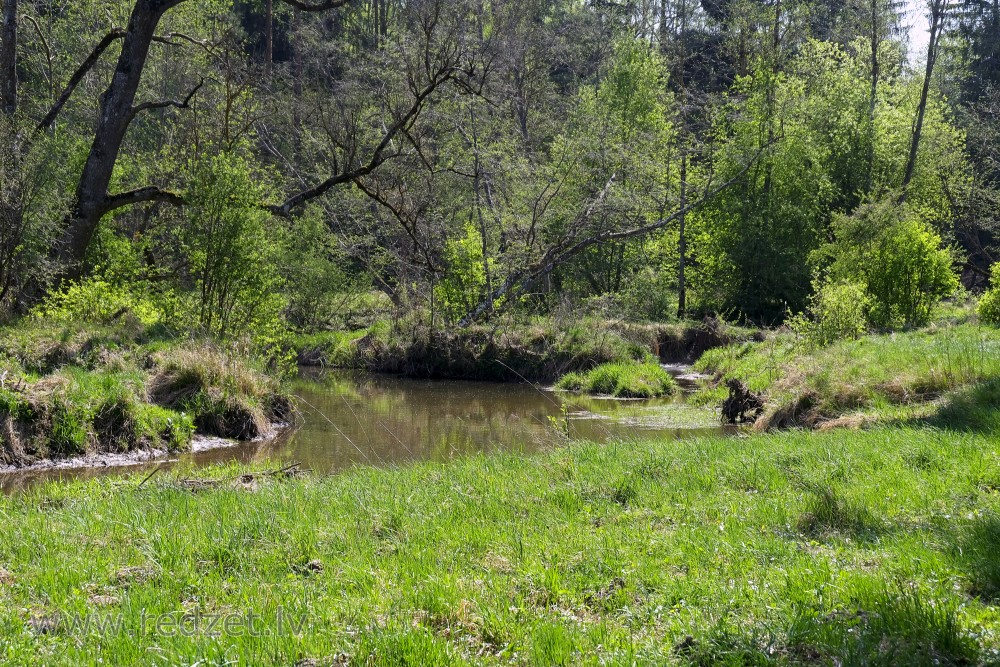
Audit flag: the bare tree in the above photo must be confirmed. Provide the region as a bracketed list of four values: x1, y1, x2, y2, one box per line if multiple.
[0, 0, 15, 116]
[3, 0, 465, 292]
[900, 0, 950, 196]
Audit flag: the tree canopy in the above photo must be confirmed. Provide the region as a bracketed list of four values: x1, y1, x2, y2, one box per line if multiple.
[0, 0, 994, 333]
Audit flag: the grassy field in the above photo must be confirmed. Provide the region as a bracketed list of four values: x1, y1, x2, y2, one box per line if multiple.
[693, 308, 1000, 429]
[2, 387, 1000, 665]
[3, 306, 1000, 665]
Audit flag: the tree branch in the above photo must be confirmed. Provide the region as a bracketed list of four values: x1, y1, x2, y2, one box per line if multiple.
[102, 186, 184, 216]
[129, 78, 204, 121]
[22, 15, 53, 99]
[266, 65, 457, 217]
[457, 144, 771, 327]
[152, 31, 218, 56]
[278, 0, 352, 11]
[35, 29, 126, 134]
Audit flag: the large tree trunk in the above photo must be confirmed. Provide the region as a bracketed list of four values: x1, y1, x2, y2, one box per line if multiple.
[44, 0, 355, 280]
[677, 151, 688, 318]
[266, 0, 274, 70]
[0, 0, 16, 116]
[54, 0, 184, 277]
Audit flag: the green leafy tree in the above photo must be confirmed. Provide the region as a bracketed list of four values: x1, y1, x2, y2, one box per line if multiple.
[821, 198, 959, 328]
[694, 40, 966, 322]
[180, 150, 285, 341]
[548, 39, 678, 308]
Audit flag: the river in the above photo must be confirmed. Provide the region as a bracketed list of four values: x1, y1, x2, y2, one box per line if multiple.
[0, 367, 726, 492]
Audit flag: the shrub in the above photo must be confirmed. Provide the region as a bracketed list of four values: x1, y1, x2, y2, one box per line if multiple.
[980, 291, 1000, 326]
[978, 264, 1000, 326]
[180, 150, 286, 342]
[822, 199, 959, 329]
[32, 278, 163, 327]
[619, 266, 677, 322]
[788, 280, 869, 347]
[556, 361, 676, 398]
[280, 207, 372, 330]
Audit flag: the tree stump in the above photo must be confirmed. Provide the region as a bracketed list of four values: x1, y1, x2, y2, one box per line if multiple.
[721, 379, 764, 424]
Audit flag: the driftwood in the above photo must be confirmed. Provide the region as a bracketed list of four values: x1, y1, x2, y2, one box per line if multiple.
[721, 379, 764, 424]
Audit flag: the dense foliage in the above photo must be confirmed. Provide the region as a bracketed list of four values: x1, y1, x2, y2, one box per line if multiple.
[0, 0, 993, 341]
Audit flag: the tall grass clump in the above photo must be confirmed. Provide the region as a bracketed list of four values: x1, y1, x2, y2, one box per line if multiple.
[556, 361, 676, 398]
[149, 344, 291, 440]
[788, 586, 978, 666]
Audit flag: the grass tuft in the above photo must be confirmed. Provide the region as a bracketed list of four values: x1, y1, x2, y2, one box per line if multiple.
[556, 361, 677, 398]
[788, 586, 978, 666]
[796, 480, 883, 540]
[148, 345, 287, 440]
[954, 513, 1000, 602]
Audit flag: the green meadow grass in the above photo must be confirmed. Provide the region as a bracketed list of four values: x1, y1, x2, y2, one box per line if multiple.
[556, 361, 678, 398]
[3, 402, 1000, 665]
[693, 320, 1000, 426]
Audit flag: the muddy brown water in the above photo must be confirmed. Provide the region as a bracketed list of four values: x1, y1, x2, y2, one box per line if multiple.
[0, 367, 728, 493]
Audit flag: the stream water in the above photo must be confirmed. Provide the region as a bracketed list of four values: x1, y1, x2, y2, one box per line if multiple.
[0, 366, 727, 492]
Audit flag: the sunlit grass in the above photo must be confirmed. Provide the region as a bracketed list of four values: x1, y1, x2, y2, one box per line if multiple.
[693, 319, 1000, 427]
[2, 414, 1000, 664]
[556, 360, 677, 398]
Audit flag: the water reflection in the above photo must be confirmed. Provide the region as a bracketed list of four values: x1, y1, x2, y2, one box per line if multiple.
[0, 368, 726, 492]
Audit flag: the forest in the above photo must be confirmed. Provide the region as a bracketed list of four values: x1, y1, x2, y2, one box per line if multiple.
[4, 0, 1000, 665]
[0, 0, 995, 339]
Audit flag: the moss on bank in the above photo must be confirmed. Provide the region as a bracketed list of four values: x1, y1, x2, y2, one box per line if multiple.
[0, 322, 290, 466]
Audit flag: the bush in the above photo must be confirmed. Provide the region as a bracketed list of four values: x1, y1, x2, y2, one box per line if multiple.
[619, 267, 677, 322]
[789, 280, 869, 347]
[978, 264, 1000, 326]
[280, 207, 372, 330]
[32, 278, 163, 327]
[180, 150, 286, 342]
[556, 361, 676, 398]
[980, 291, 1000, 326]
[822, 199, 959, 329]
